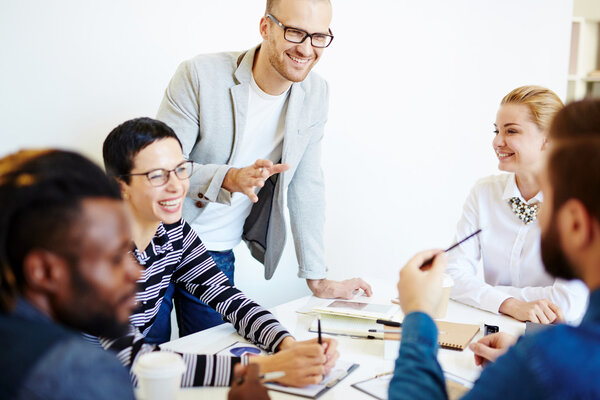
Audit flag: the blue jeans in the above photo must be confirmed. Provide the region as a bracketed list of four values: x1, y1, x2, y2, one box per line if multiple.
[144, 250, 235, 344]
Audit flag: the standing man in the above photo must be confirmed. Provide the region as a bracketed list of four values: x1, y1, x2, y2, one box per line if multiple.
[155, 0, 371, 338]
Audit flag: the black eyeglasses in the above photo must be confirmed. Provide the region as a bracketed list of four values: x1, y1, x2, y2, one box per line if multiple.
[122, 160, 194, 187]
[267, 14, 334, 48]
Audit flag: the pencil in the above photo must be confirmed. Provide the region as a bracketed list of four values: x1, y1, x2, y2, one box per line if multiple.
[420, 228, 482, 270]
[318, 317, 322, 344]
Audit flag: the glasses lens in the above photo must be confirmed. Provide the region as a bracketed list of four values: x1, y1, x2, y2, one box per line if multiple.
[147, 170, 168, 186]
[311, 34, 331, 48]
[284, 28, 306, 43]
[174, 161, 192, 180]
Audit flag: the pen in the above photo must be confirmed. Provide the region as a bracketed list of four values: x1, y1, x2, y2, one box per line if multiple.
[368, 329, 401, 333]
[420, 228, 482, 270]
[318, 317, 322, 345]
[237, 371, 286, 384]
[376, 319, 402, 327]
[259, 371, 286, 381]
[375, 371, 394, 378]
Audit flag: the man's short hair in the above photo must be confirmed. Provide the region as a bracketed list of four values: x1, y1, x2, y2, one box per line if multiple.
[547, 99, 600, 221]
[0, 150, 121, 312]
[103, 117, 181, 184]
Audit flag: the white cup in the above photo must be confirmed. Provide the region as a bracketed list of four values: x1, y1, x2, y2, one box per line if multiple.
[133, 351, 185, 400]
[433, 273, 454, 319]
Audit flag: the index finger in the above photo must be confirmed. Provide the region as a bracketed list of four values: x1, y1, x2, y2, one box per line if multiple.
[403, 249, 445, 272]
[245, 363, 261, 381]
[357, 279, 373, 297]
[547, 302, 565, 323]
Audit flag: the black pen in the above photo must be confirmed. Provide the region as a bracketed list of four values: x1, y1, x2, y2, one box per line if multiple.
[376, 319, 402, 327]
[420, 228, 482, 270]
[318, 317, 322, 345]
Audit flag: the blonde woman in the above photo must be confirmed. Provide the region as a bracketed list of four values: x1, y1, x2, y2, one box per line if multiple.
[446, 86, 588, 323]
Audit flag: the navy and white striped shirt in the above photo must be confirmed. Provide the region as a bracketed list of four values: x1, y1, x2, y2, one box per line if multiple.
[100, 220, 291, 386]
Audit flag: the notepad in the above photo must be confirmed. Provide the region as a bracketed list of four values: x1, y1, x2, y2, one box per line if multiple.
[308, 314, 383, 338]
[265, 360, 359, 398]
[311, 300, 399, 320]
[383, 321, 480, 359]
[351, 371, 472, 400]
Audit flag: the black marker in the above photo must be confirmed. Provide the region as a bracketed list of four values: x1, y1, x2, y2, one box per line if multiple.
[420, 228, 482, 270]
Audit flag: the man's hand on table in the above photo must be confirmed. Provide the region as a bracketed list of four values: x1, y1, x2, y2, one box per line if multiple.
[229, 364, 270, 400]
[396, 249, 446, 315]
[499, 298, 564, 324]
[250, 336, 339, 387]
[469, 332, 518, 367]
[307, 278, 373, 299]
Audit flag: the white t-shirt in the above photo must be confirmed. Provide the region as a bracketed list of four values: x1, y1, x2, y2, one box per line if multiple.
[445, 173, 589, 322]
[190, 74, 289, 250]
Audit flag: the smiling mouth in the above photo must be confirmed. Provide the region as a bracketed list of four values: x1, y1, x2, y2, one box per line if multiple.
[158, 199, 181, 209]
[496, 151, 514, 159]
[288, 53, 311, 64]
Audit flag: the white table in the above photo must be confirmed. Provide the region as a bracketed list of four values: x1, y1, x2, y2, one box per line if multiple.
[161, 279, 525, 399]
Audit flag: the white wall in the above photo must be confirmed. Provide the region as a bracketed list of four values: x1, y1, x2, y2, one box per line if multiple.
[0, 0, 573, 308]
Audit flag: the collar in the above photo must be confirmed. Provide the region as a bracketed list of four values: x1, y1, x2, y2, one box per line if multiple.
[12, 297, 53, 324]
[582, 289, 600, 325]
[134, 222, 173, 265]
[501, 173, 544, 204]
[234, 45, 260, 85]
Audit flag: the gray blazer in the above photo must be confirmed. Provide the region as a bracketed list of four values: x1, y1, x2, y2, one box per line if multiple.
[156, 46, 329, 280]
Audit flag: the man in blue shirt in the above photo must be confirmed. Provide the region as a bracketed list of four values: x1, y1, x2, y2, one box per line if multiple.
[389, 99, 600, 400]
[0, 150, 140, 399]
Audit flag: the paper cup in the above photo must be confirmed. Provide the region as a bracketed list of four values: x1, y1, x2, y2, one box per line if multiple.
[433, 273, 454, 319]
[133, 351, 185, 400]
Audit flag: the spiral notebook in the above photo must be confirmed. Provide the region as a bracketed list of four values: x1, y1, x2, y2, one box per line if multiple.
[382, 321, 480, 359]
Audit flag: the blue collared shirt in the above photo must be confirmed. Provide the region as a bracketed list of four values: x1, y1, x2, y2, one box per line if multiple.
[0, 299, 134, 400]
[389, 289, 600, 399]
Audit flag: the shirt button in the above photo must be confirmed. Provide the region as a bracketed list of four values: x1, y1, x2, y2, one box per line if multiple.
[195, 201, 203, 208]
[198, 193, 204, 199]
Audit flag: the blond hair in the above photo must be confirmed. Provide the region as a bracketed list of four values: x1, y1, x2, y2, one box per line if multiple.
[500, 85, 564, 132]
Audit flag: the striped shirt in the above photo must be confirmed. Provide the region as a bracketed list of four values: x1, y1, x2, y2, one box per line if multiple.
[99, 220, 291, 386]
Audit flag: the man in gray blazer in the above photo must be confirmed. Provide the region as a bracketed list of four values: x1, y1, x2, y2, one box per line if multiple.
[154, 0, 371, 339]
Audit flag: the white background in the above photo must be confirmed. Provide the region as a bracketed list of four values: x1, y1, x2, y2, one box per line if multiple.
[0, 0, 573, 313]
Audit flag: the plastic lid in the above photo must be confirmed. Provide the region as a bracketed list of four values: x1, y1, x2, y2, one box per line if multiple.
[132, 351, 186, 379]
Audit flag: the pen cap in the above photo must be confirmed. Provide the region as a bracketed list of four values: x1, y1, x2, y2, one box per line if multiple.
[433, 274, 454, 319]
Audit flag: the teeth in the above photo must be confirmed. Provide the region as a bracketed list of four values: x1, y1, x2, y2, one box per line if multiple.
[289, 55, 309, 64]
[497, 152, 513, 157]
[159, 199, 180, 207]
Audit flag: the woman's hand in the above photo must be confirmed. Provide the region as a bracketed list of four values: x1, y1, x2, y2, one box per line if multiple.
[499, 298, 564, 324]
[250, 341, 330, 387]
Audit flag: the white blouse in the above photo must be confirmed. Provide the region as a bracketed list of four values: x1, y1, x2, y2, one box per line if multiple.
[445, 173, 589, 322]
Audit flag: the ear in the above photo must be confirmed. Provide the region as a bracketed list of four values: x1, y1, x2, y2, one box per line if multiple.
[259, 15, 269, 40]
[540, 132, 549, 151]
[22, 250, 70, 295]
[556, 199, 594, 252]
[116, 178, 130, 201]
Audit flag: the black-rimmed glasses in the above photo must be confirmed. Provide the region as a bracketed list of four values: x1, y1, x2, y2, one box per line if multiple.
[122, 160, 195, 187]
[267, 14, 334, 48]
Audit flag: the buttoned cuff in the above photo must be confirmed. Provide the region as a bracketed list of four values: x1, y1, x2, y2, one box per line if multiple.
[481, 289, 513, 314]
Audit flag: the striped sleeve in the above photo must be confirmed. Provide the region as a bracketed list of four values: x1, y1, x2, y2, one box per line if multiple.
[99, 326, 246, 387]
[173, 221, 292, 353]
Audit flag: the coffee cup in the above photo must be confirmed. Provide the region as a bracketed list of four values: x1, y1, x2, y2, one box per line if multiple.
[433, 273, 454, 319]
[133, 351, 185, 400]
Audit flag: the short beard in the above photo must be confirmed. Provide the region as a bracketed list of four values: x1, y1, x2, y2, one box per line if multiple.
[55, 266, 130, 339]
[541, 217, 579, 281]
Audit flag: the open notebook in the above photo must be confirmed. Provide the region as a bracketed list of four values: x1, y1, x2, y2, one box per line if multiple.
[311, 300, 399, 320]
